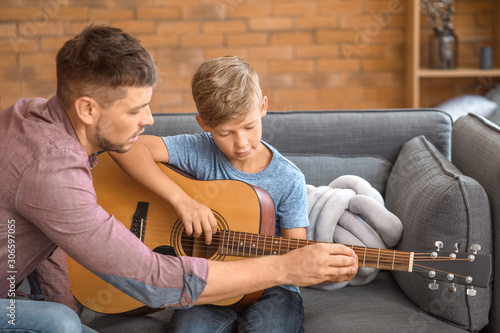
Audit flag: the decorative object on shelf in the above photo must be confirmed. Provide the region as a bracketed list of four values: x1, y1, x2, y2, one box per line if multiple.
[480, 46, 493, 70]
[422, 0, 457, 69]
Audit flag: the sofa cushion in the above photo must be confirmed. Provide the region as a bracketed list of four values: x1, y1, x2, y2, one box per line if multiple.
[301, 272, 468, 333]
[385, 135, 492, 331]
[285, 154, 391, 195]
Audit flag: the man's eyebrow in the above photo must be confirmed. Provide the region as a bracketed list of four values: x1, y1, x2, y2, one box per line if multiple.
[130, 101, 149, 111]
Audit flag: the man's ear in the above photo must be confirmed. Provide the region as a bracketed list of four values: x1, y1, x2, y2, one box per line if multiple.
[195, 115, 211, 132]
[74, 96, 99, 126]
[260, 96, 268, 117]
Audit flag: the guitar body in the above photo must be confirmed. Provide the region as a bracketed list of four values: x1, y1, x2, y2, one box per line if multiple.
[67, 153, 275, 314]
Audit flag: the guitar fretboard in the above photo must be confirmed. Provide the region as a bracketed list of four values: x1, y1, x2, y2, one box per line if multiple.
[219, 230, 414, 272]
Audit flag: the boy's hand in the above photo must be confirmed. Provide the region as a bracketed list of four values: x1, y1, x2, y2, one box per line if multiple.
[174, 195, 218, 244]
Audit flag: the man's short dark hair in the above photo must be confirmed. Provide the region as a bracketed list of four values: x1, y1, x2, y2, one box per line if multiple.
[56, 25, 157, 110]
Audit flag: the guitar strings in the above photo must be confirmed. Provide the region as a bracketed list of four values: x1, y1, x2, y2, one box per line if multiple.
[132, 221, 465, 267]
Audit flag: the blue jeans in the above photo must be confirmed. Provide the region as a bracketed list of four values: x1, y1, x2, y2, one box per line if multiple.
[170, 287, 304, 333]
[0, 298, 96, 332]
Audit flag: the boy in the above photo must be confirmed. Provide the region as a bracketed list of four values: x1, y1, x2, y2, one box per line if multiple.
[111, 56, 310, 332]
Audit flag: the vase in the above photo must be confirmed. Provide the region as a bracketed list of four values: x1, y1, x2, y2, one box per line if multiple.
[429, 29, 458, 69]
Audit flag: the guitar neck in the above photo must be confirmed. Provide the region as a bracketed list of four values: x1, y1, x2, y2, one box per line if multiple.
[219, 230, 414, 272]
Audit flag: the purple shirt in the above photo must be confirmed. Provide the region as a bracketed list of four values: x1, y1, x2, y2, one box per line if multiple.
[0, 96, 208, 308]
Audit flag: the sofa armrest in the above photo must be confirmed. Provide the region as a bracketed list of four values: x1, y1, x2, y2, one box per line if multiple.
[452, 114, 500, 333]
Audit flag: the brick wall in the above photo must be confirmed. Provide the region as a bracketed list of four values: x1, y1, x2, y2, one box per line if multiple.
[0, 0, 495, 112]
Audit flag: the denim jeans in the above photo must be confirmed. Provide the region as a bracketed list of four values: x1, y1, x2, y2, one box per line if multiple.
[170, 286, 304, 333]
[0, 298, 96, 333]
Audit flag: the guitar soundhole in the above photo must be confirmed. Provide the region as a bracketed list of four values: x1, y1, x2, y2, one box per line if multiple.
[181, 234, 218, 259]
[174, 211, 228, 261]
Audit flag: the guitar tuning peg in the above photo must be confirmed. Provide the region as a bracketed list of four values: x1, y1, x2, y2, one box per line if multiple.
[470, 244, 481, 254]
[467, 286, 477, 297]
[429, 280, 439, 291]
[434, 241, 443, 251]
[454, 243, 460, 253]
[449, 283, 457, 293]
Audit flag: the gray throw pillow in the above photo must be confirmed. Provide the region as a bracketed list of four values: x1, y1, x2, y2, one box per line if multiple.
[285, 154, 391, 195]
[385, 136, 492, 331]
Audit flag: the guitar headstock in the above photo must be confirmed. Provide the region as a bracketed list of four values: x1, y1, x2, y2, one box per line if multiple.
[412, 241, 491, 296]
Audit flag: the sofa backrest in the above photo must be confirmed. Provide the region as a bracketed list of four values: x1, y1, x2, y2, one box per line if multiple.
[145, 109, 452, 194]
[452, 114, 500, 333]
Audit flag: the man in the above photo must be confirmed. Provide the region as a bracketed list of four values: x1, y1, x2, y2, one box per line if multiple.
[0, 25, 358, 331]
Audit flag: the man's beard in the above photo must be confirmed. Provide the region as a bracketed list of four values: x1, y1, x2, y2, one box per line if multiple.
[95, 125, 131, 154]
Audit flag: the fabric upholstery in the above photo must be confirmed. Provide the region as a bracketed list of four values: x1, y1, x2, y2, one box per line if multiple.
[301, 272, 467, 333]
[285, 154, 391, 194]
[452, 114, 500, 333]
[385, 135, 492, 331]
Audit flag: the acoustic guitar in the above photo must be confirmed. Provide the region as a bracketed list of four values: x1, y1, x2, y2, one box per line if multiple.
[67, 153, 491, 315]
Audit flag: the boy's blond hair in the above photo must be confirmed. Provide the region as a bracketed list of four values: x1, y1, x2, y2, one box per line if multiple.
[191, 56, 262, 128]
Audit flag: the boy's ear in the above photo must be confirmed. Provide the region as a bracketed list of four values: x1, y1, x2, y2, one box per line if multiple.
[74, 96, 100, 126]
[260, 96, 268, 117]
[195, 115, 211, 132]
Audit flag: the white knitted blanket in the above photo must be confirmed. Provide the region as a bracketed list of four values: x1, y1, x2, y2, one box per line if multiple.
[306, 175, 403, 290]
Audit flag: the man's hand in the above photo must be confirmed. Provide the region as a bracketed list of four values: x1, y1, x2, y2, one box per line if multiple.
[280, 243, 358, 286]
[174, 195, 218, 244]
[198, 242, 358, 304]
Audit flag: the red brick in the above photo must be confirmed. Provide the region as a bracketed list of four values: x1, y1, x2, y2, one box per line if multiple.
[40, 36, 71, 51]
[53, 7, 89, 21]
[316, 29, 359, 43]
[269, 60, 315, 74]
[157, 21, 201, 34]
[136, 7, 181, 20]
[134, 34, 178, 49]
[183, 4, 224, 20]
[228, 4, 272, 18]
[0, 36, 39, 53]
[317, 59, 361, 72]
[270, 32, 313, 45]
[203, 21, 247, 34]
[319, 1, 364, 13]
[296, 16, 338, 30]
[181, 34, 225, 47]
[0, 54, 17, 68]
[361, 58, 404, 71]
[112, 20, 156, 34]
[157, 48, 204, 63]
[19, 52, 55, 66]
[0, 23, 16, 38]
[227, 33, 268, 46]
[273, 88, 319, 104]
[0, 80, 21, 95]
[90, 8, 134, 21]
[273, 3, 317, 16]
[204, 47, 248, 60]
[296, 45, 339, 58]
[248, 45, 293, 60]
[249, 17, 293, 31]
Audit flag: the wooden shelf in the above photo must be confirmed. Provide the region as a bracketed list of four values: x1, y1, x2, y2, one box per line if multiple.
[406, 0, 500, 108]
[418, 68, 500, 78]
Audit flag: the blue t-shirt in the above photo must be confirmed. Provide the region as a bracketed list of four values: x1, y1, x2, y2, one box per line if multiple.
[163, 132, 309, 293]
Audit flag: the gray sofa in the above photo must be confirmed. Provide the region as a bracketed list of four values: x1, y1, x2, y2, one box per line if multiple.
[80, 109, 498, 332]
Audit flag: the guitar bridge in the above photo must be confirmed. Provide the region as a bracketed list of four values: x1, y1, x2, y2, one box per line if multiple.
[131, 202, 149, 242]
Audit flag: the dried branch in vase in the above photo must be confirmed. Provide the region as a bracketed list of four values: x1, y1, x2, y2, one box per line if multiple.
[422, 0, 455, 35]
